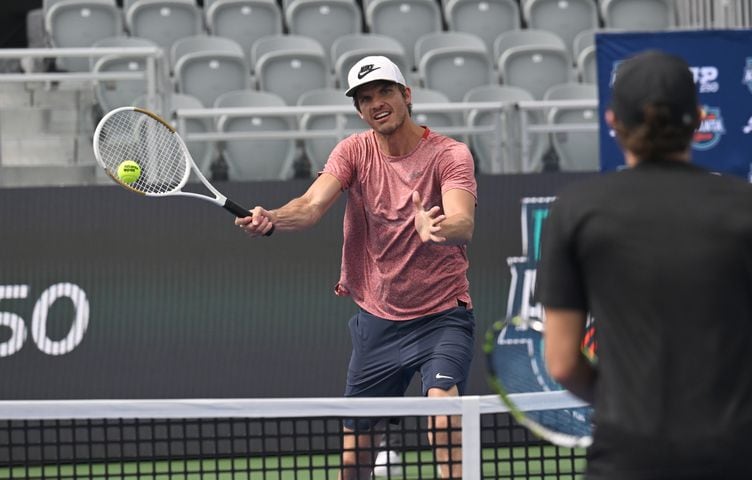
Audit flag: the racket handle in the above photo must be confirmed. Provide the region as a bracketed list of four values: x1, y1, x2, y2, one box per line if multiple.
[223, 199, 250, 217]
[224, 198, 275, 236]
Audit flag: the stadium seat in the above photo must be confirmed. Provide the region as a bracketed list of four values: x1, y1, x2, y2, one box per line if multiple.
[573, 28, 619, 83]
[44, 0, 124, 72]
[443, 0, 521, 55]
[91, 36, 166, 112]
[297, 88, 365, 172]
[523, 0, 600, 61]
[364, 0, 443, 71]
[414, 31, 494, 102]
[169, 93, 219, 179]
[463, 84, 549, 173]
[251, 34, 331, 105]
[25, 7, 50, 73]
[600, 0, 675, 30]
[330, 33, 409, 90]
[204, 0, 284, 65]
[572, 27, 596, 60]
[214, 89, 298, 180]
[495, 29, 573, 100]
[410, 87, 464, 141]
[493, 28, 567, 67]
[285, 0, 363, 63]
[576, 45, 596, 83]
[543, 82, 599, 171]
[124, 0, 204, 50]
[171, 35, 251, 109]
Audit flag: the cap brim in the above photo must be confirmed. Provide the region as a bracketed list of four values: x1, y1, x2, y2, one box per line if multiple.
[345, 78, 402, 97]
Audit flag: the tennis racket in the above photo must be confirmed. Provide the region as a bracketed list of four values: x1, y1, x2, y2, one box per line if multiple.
[92, 106, 249, 217]
[484, 315, 595, 449]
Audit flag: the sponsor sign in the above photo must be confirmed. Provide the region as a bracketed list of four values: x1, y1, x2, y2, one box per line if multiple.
[596, 30, 752, 179]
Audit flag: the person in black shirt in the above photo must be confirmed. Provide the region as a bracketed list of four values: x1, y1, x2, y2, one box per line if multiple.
[537, 50, 752, 478]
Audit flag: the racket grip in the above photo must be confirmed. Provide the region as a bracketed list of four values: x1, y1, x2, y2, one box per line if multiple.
[223, 199, 251, 217]
[224, 198, 275, 236]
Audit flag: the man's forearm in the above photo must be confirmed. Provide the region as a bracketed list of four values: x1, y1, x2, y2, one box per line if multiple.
[558, 358, 597, 404]
[267, 174, 343, 231]
[544, 308, 596, 404]
[269, 197, 325, 231]
[434, 214, 474, 245]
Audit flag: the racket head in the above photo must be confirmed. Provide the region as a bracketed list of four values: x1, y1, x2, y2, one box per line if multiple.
[93, 107, 191, 196]
[484, 316, 594, 448]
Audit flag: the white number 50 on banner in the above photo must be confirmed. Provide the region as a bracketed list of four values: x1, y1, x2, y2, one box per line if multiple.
[0, 283, 89, 357]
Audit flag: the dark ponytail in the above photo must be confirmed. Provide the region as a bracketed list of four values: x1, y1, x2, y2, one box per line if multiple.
[613, 103, 699, 161]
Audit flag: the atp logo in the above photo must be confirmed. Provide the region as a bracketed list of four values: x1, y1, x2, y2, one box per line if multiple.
[744, 58, 752, 94]
[689, 66, 719, 93]
[693, 105, 726, 151]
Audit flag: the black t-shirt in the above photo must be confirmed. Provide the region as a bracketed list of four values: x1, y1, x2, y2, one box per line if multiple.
[537, 160, 752, 478]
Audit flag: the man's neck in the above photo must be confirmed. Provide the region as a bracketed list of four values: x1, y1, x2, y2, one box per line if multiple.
[625, 149, 691, 167]
[376, 122, 426, 157]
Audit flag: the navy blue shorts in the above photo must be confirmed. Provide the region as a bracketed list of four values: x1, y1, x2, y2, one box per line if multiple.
[343, 304, 475, 430]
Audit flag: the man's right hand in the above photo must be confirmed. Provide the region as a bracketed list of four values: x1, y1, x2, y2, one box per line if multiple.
[235, 206, 275, 237]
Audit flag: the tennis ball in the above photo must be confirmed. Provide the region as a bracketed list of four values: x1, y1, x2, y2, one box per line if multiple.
[117, 160, 141, 184]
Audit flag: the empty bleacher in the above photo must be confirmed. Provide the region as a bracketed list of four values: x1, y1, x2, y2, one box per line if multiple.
[0, 0, 751, 186]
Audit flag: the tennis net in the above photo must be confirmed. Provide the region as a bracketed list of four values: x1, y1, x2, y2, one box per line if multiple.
[0, 392, 586, 479]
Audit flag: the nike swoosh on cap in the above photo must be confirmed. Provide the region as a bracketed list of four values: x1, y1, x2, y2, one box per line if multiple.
[357, 64, 381, 79]
[435, 373, 453, 380]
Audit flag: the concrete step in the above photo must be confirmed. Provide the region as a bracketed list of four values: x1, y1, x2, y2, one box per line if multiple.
[0, 80, 102, 187]
[1, 107, 80, 136]
[1, 135, 77, 166]
[77, 133, 96, 165]
[0, 132, 98, 167]
[0, 164, 98, 188]
[0, 84, 32, 108]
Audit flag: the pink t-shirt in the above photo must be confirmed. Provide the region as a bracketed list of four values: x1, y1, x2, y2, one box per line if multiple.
[322, 128, 477, 320]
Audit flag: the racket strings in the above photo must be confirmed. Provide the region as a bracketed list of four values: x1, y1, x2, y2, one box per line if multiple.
[95, 110, 188, 195]
[489, 321, 594, 443]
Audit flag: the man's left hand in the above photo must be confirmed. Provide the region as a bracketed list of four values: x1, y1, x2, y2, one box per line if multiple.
[412, 191, 446, 243]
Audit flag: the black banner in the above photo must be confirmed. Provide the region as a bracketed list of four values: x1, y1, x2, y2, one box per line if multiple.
[0, 173, 591, 400]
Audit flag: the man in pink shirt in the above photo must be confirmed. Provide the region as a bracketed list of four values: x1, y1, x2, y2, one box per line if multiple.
[236, 56, 477, 479]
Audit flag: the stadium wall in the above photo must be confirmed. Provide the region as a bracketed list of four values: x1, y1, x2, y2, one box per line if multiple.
[0, 172, 591, 400]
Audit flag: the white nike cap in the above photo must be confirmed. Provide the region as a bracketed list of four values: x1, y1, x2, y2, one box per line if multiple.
[345, 55, 406, 97]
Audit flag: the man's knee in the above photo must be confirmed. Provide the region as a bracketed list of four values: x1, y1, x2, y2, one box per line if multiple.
[341, 448, 362, 467]
[341, 430, 379, 466]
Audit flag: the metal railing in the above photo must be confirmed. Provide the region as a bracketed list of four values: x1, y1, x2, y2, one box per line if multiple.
[0, 46, 162, 94]
[517, 99, 600, 172]
[0, 46, 601, 182]
[176, 103, 503, 142]
[174, 100, 599, 175]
